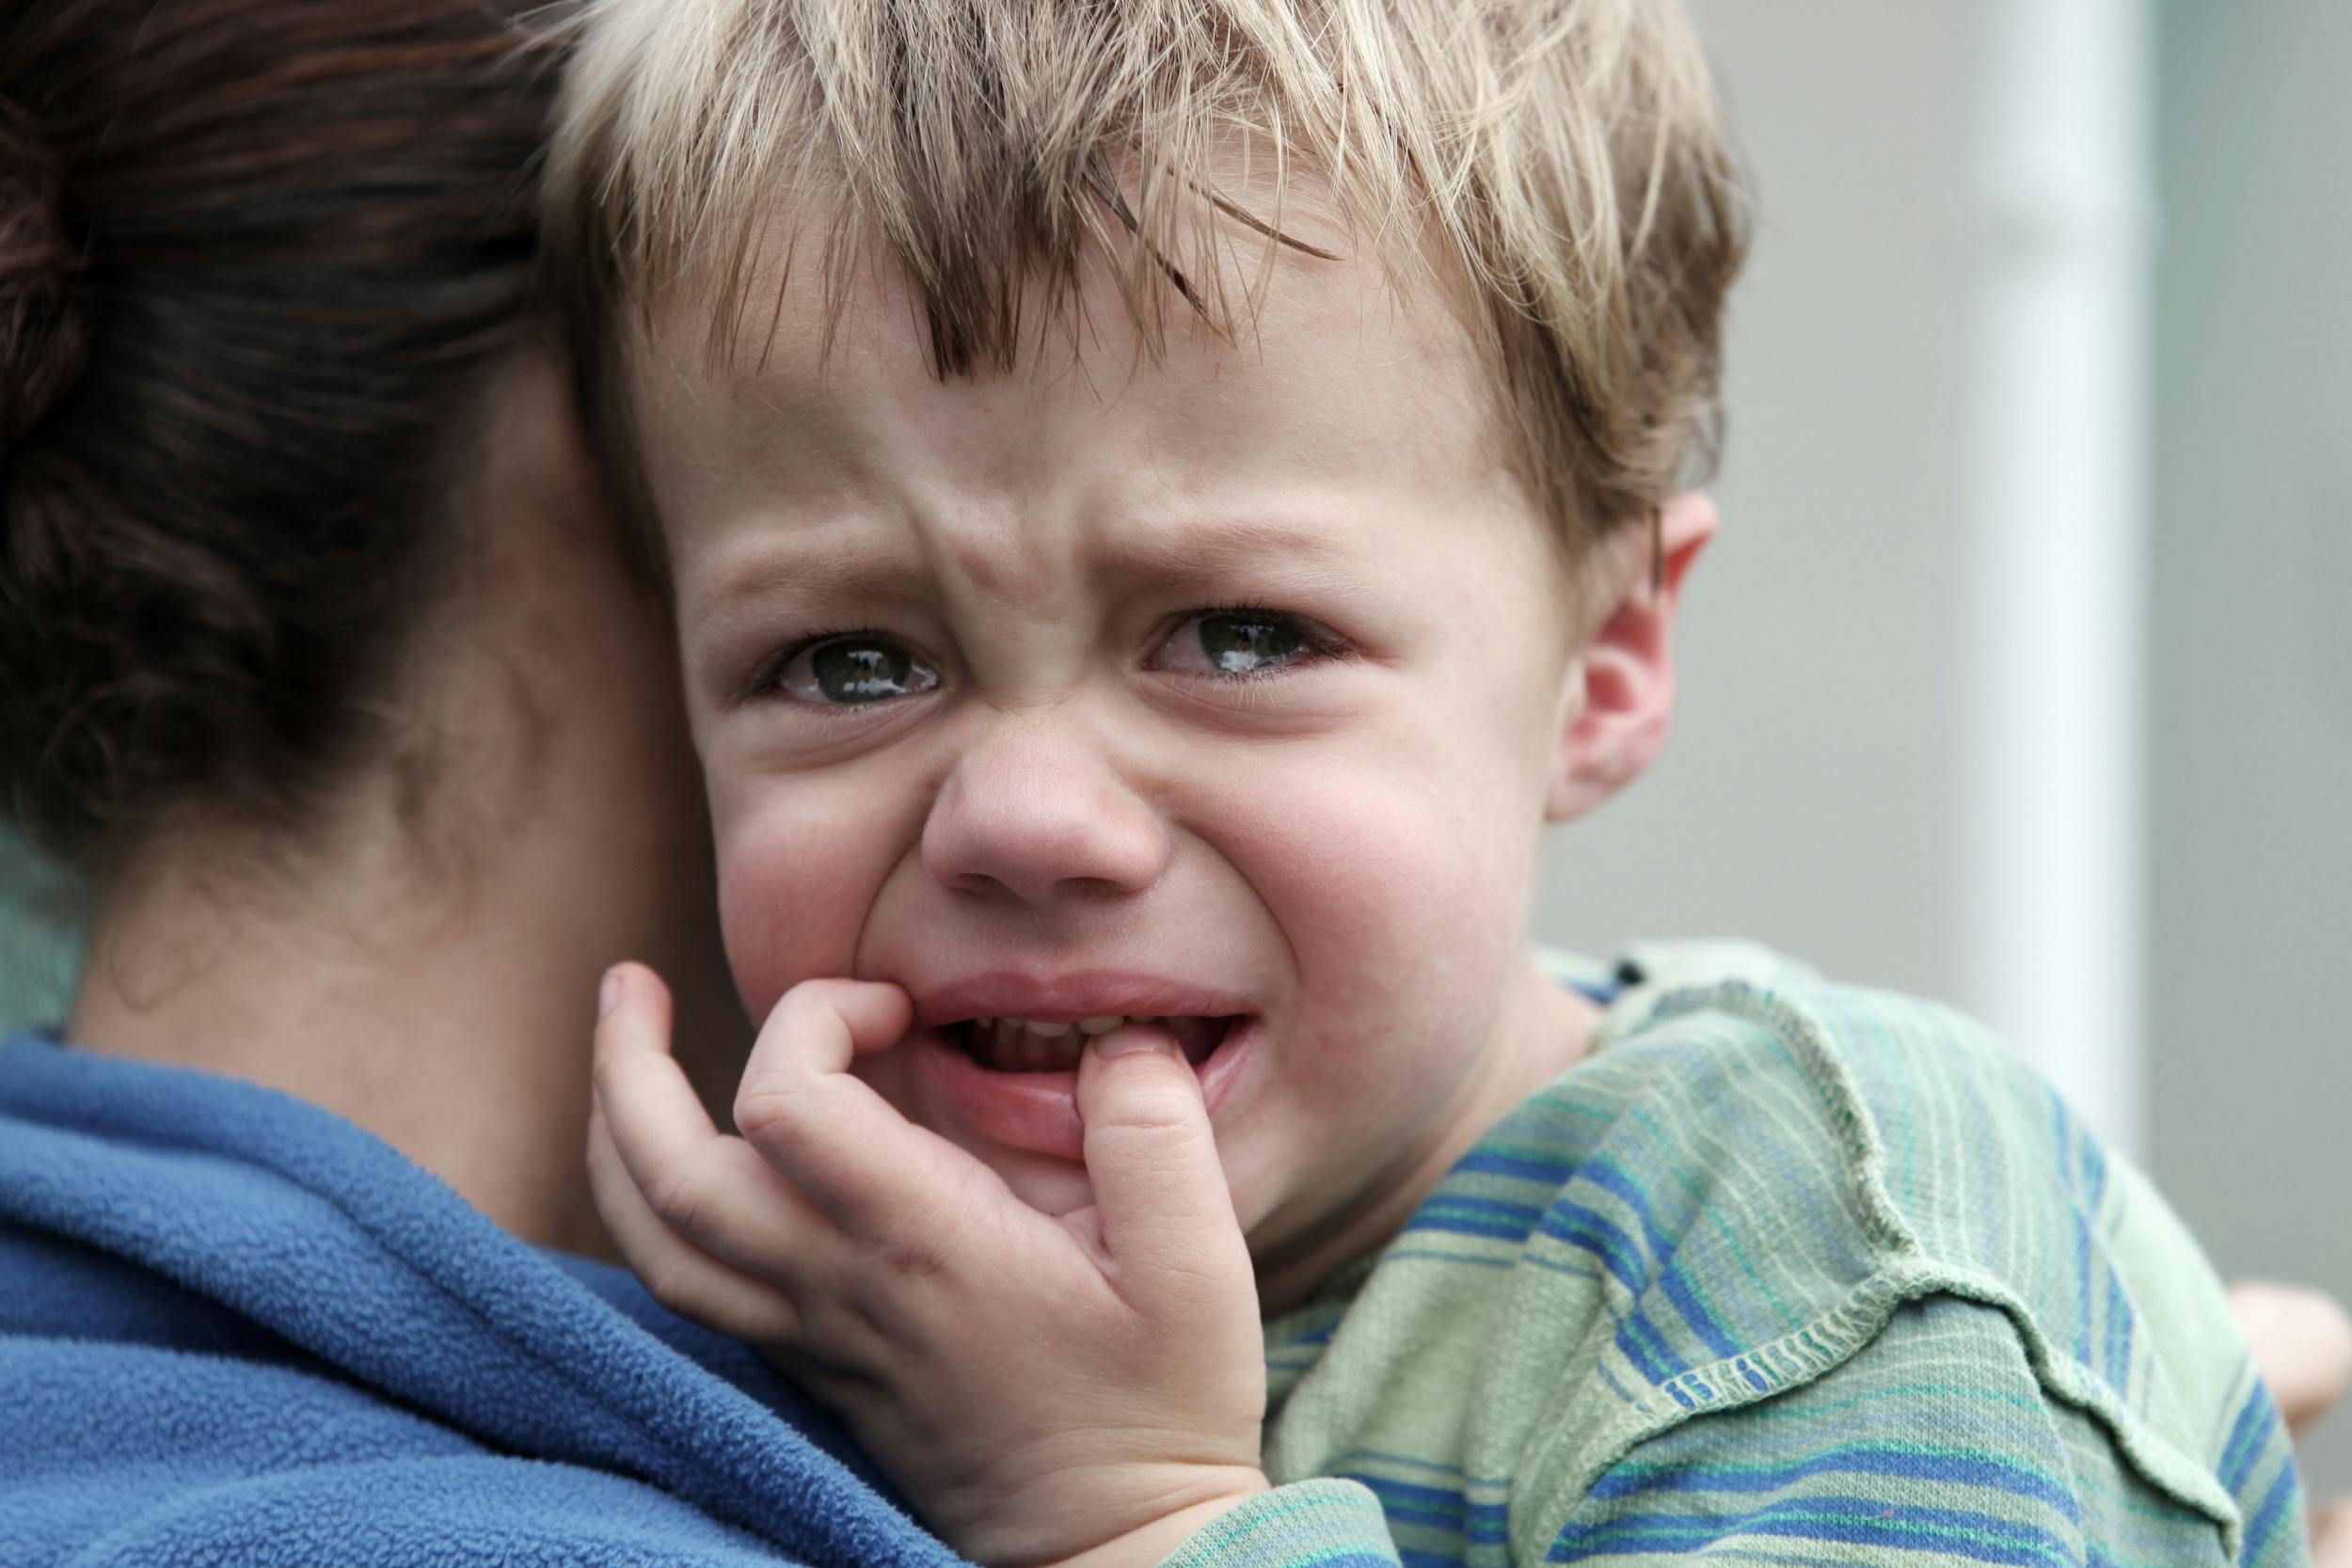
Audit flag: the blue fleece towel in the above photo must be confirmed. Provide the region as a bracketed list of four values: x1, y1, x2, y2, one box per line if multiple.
[0, 1034, 972, 1567]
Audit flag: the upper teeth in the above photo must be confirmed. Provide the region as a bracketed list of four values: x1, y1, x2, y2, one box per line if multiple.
[961, 1014, 1225, 1073]
[972, 1015, 1135, 1036]
[964, 1016, 1118, 1072]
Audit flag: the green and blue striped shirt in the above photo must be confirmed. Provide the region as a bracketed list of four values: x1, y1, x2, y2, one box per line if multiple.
[1170, 944, 2306, 1568]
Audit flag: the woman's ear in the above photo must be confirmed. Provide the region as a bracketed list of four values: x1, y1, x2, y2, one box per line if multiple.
[1544, 490, 1717, 822]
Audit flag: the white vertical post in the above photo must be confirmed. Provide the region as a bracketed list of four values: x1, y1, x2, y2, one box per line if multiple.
[1955, 0, 2156, 1158]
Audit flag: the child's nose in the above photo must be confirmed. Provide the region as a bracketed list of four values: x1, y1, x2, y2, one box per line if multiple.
[919, 715, 1170, 904]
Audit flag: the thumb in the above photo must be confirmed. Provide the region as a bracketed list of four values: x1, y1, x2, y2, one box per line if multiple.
[1074, 1022, 1248, 1305]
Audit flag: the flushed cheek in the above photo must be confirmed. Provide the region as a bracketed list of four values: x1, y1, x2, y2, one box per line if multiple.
[1210, 762, 1533, 1177]
[1225, 739, 1535, 1019]
[712, 784, 901, 1019]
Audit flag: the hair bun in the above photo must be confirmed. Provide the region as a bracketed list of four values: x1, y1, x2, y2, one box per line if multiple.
[0, 95, 88, 451]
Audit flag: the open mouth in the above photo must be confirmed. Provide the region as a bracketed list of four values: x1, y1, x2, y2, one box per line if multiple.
[916, 1004, 1259, 1159]
[948, 1014, 1238, 1073]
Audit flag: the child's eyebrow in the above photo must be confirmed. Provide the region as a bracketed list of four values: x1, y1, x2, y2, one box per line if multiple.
[686, 510, 1374, 632]
[690, 536, 928, 626]
[1089, 515, 1359, 586]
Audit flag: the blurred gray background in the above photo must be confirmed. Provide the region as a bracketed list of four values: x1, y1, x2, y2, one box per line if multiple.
[5, 0, 2346, 1496]
[1539, 0, 2352, 1488]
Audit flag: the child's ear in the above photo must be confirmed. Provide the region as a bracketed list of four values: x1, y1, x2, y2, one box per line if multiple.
[1544, 490, 1717, 823]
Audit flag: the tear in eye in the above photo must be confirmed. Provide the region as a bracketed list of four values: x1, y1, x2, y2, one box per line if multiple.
[1202, 615, 1303, 673]
[776, 636, 941, 705]
[1156, 611, 1313, 676]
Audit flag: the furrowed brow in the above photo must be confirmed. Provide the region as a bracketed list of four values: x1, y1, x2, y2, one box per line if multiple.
[1094, 515, 1364, 590]
[692, 532, 917, 615]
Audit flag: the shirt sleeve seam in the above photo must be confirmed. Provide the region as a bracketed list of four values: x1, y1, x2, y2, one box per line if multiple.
[1512, 1266, 2246, 1565]
[1592, 981, 2245, 1554]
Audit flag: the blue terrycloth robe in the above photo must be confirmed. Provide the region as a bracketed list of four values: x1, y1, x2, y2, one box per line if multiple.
[0, 1034, 970, 1567]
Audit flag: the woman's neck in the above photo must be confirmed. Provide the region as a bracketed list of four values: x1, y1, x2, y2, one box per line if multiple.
[68, 352, 748, 1255]
[72, 822, 639, 1256]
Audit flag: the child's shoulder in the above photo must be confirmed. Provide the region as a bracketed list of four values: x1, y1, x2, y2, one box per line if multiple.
[1526, 937, 2114, 1289]
[1549, 938, 2153, 1260]
[1264, 942, 2292, 1566]
[1529, 942, 2271, 1544]
[1534, 940, 2244, 1435]
[1563, 937, 2058, 1180]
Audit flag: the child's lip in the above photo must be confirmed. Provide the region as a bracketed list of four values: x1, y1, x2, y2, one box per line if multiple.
[910, 1014, 1259, 1162]
[911, 969, 1253, 1029]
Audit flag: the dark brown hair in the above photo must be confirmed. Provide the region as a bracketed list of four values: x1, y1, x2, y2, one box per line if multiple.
[0, 0, 561, 869]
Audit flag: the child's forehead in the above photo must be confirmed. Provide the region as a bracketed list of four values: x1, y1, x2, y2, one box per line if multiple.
[626, 198, 1525, 545]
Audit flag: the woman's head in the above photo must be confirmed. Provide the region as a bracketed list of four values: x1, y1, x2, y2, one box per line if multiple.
[0, 0, 563, 872]
[3, 0, 746, 1248]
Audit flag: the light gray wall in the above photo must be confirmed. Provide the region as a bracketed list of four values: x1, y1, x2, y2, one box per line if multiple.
[2149, 0, 2352, 1490]
[1534, 0, 1974, 1004]
[1534, 0, 2352, 1490]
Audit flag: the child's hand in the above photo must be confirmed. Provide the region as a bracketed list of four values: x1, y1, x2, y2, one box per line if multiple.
[587, 964, 1271, 1568]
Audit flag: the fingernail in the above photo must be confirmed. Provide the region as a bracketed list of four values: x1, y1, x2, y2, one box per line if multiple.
[598, 966, 625, 1020]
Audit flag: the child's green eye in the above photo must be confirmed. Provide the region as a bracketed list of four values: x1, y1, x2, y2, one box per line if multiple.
[771, 635, 941, 705]
[1155, 610, 1322, 677]
[1200, 614, 1304, 673]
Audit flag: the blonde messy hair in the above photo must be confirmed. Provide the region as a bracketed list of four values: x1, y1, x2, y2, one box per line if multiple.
[543, 0, 1748, 561]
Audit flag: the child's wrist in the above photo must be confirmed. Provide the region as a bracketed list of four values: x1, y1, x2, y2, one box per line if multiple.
[1036, 1470, 1273, 1568]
